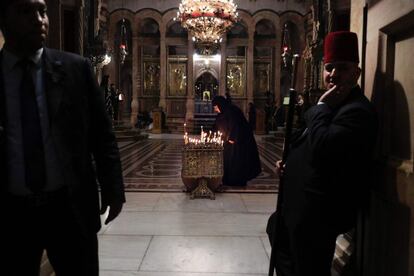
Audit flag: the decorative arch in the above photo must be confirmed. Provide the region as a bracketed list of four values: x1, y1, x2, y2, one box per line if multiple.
[236, 10, 254, 36]
[109, 9, 135, 37]
[162, 9, 180, 34]
[195, 68, 219, 80]
[255, 19, 276, 38]
[138, 18, 160, 37]
[166, 21, 188, 37]
[194, 70, 219, 101]
[227, 21, 249, 39]
[135, 9, 162, 35]
[253, 10, 281, 36]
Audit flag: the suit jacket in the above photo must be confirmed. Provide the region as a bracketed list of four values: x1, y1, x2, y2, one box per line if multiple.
[0, 48, 125, 233]
[282, 86, 377, 233]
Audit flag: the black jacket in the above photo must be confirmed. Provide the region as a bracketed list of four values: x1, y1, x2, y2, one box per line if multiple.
[0, 48, 125, 233]
[282, 86, 377, 233]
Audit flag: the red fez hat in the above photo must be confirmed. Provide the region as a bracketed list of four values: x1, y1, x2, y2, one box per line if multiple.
[324, 31, 359, 63]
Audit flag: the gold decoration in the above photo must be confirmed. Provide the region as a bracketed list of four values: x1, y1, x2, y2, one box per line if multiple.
[226, 61, 245, 96]
[144, 62, 160, 95]
[175, 0, 239, 44]
[190, 178, 215, 199]
[168, 62, 187, 96]
[181, 129, 224, 199]
[254, 63, 270, 94]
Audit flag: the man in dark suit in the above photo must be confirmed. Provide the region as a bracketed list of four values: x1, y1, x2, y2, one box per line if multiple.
[0, 0, 125, 275]
[273, 31, 377, 276]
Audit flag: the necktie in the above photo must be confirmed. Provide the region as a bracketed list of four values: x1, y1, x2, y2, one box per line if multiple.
[20, 59, 46, 192]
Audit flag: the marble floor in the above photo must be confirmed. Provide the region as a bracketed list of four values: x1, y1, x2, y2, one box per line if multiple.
[98, 192, 277, 276]
[118, 134, 281, 192]
[96, 134, 350, 276]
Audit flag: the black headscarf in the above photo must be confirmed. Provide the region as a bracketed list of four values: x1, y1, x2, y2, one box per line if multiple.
[212, 96, 229, 113]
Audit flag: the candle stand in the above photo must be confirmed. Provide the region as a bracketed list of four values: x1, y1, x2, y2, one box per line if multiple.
[181, 143, 223, 199]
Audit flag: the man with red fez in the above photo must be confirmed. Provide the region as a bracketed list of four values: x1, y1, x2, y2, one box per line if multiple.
[272, 31, 377, 276]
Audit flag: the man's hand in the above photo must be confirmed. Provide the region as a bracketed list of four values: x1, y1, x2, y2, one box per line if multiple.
[228, 139, 235, 144]
[100, 202, 123, 225]
[318, 84, 352, 108]
[275, 160, 285, 177]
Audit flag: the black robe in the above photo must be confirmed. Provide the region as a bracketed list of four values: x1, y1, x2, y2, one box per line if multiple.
[274, 86, 377, 276]
[214, 104, 261, 186]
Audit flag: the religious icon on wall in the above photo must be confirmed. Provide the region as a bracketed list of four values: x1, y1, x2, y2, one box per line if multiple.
[226, 61, 245, 96]
[254, 63, 271, 94]
[168, 62, 187, 96]
[202, 90, 211, 101]
[144, 62, 160, 95]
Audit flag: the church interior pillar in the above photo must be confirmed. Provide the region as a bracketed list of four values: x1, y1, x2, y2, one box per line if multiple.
[185, 37, 195, 122]
[219, 37, 227, 96]
[274, 38, 282, 106]
[107, 15, 117, 89]
[159, 28, 167, 110]
[247, 31, 255, 107]
[130, 36, 140, 127]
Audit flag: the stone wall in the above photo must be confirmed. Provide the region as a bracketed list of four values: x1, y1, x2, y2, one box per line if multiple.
[106, 6, 308, 129]
[351, 0, 414, 275]
[107, 0, 309, 15]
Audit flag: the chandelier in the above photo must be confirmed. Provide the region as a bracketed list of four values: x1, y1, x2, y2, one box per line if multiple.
[86, 31, 112, 68]
[119, 18, 129, 64]
[281, 23, 292, 69]
[175, 0, 239, 44]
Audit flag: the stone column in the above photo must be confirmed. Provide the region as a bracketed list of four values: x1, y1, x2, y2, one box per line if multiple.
[274, 39, 282, 106]
[247, 31, 255, 107]
[185, 38, 195, 122]
[130, 36, 140, 127]
[159, 27, 167, 110]
[219, 37, 227, 96]
[107, 18, 117, 87]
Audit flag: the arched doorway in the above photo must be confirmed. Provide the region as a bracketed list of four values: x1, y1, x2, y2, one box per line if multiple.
[195, 71, 218, 114]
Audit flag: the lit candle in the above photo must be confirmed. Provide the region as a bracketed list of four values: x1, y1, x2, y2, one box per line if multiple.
[184, 132, 188, 144]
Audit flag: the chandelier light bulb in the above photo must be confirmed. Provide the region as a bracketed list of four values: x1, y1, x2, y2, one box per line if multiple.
[176, 0, 239, 44]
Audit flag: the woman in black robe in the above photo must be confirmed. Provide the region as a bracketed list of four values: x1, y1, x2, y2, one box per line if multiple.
[212, 96, 261, 186]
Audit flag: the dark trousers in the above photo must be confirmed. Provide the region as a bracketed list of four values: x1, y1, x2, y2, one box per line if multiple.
[275, 214, 338, 276]
[2, 190, 99, 276]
